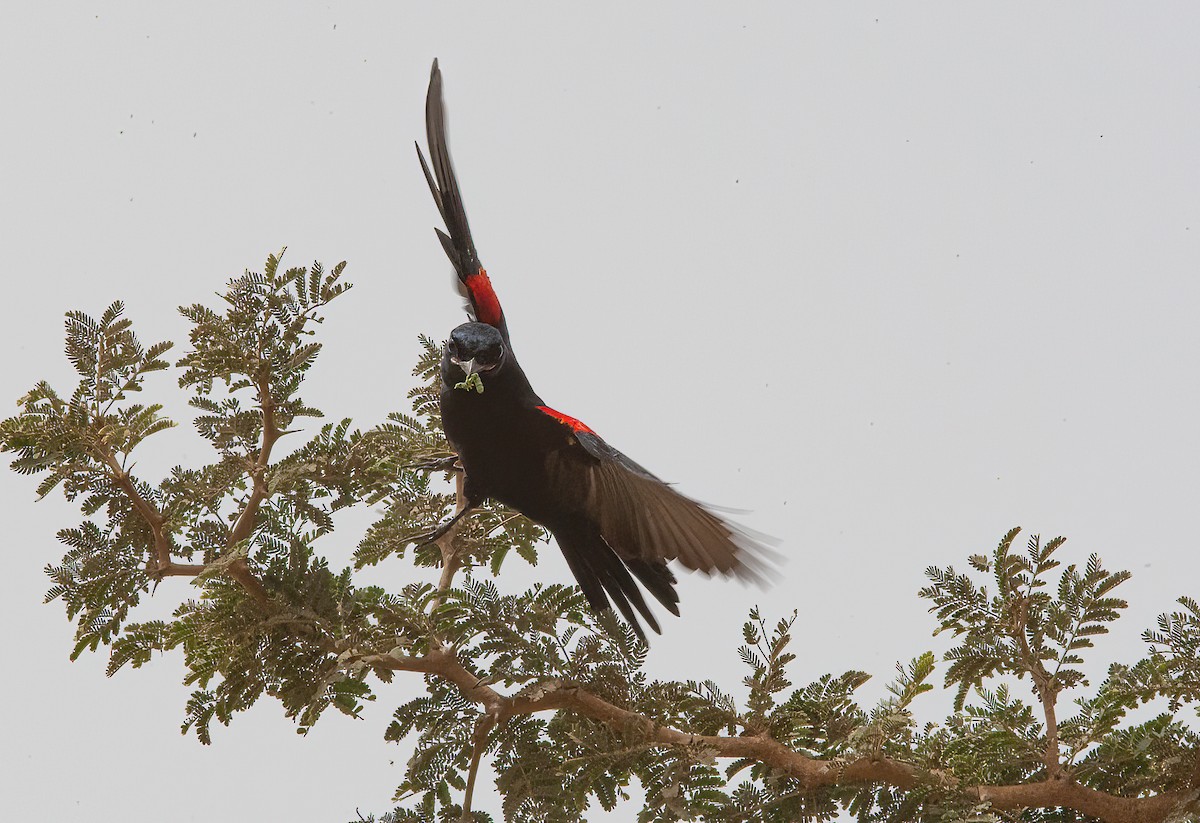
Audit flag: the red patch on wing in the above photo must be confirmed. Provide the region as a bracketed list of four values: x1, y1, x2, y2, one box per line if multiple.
[538, 405, 596, 435]
[464, 268, 503, 327]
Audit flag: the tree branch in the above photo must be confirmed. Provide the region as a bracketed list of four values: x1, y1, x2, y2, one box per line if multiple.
[102, 453, 173, 571]
[1013, 595, 1062, 778]
[159, 562, 208, 576]
[432, 471, 467, 610]
[98, 429, 272, 607]
[354, 645, 1197, 823]
[227, 374, 280, 548]
[461, 713, 497, 821]
[217, 373, 281, 608]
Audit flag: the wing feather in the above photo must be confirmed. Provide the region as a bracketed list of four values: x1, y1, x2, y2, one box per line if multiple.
[548, 428, 777, 585]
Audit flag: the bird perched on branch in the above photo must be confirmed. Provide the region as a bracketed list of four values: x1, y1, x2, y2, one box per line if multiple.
[415, 59, 774, 642]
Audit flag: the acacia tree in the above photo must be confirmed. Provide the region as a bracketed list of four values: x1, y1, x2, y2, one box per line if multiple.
[4, 252, 1200, 823]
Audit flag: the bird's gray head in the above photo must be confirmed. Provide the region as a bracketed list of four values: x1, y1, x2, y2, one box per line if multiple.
[445, 322, 506, 391]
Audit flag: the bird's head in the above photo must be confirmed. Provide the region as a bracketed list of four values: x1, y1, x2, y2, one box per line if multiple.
[445, 322, 506, 392]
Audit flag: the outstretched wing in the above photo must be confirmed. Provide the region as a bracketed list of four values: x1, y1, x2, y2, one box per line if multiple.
[542, 407, 776, 593]
[416, 58, 507, 337]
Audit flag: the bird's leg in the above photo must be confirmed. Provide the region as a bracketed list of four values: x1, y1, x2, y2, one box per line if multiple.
[416, 470, 485, 551]
[413, 503, 477, 547]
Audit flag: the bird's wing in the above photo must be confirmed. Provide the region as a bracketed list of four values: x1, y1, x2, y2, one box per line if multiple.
[416, 59, 507, 336]
[540, 406, 776, 584]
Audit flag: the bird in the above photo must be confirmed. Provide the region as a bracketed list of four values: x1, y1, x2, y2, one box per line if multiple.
[415, 59, 773, 642]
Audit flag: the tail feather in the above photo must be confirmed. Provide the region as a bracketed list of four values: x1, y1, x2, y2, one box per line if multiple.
[556, 526, 672, 643]
[417, 59, 479, 280]
[417, 59, 506, 331]
[625, 558, 681, 617]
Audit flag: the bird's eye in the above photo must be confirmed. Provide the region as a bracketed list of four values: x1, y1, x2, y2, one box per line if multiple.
[447, 339, 459, 358]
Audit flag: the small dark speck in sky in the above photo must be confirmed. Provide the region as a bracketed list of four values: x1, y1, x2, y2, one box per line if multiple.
[193, 132, 197, 138]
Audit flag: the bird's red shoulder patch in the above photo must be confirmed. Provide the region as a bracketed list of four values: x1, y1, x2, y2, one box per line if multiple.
[537, 405, 596, 435]
[464, 268, 503, 327]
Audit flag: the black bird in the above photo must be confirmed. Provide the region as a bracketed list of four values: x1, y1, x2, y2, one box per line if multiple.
[415, 59, 772, 641]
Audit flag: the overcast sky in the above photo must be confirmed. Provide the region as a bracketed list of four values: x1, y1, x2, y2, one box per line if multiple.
[2, 4, 1198, 821]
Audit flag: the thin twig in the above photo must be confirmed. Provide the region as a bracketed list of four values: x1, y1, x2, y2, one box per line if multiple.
[217, 372, 282, 608]
[103, 454, 173, 571]
[461, 713, 497, 821]
[1012, 596, 1062, 777]
[94, 372, 278, 608]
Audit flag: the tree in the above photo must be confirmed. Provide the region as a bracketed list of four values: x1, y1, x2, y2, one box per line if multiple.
[4, 251, 1200, 823]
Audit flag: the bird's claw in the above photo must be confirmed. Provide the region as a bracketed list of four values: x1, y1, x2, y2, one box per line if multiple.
[407, 455, 462, 474]
[412, 517, 458, 548]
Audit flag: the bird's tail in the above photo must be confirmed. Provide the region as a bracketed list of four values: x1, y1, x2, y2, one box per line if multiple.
[417, 59, 507, 334]
[556, 524, 680, 644]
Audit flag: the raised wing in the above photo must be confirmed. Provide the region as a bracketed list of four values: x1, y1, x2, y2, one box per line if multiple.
[416, 59, 507, 336]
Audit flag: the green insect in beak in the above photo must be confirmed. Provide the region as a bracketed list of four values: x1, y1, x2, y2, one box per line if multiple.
[455, 371, 484, 393]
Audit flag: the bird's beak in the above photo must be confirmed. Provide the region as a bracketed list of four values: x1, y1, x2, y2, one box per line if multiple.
[451, 357, 486, 393]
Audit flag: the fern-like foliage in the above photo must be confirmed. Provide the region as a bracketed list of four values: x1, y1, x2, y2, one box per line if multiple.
[922, 529, 1130, 711]
[4, 301, 175, 650]
[6, 254, 1200, 823]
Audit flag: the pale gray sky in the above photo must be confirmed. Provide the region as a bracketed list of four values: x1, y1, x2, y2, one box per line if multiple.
[2, 3, 1198, 821]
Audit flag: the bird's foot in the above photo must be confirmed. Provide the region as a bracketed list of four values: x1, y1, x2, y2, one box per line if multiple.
[412, 506, 473, 547]
[407, 455, 462, 474]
